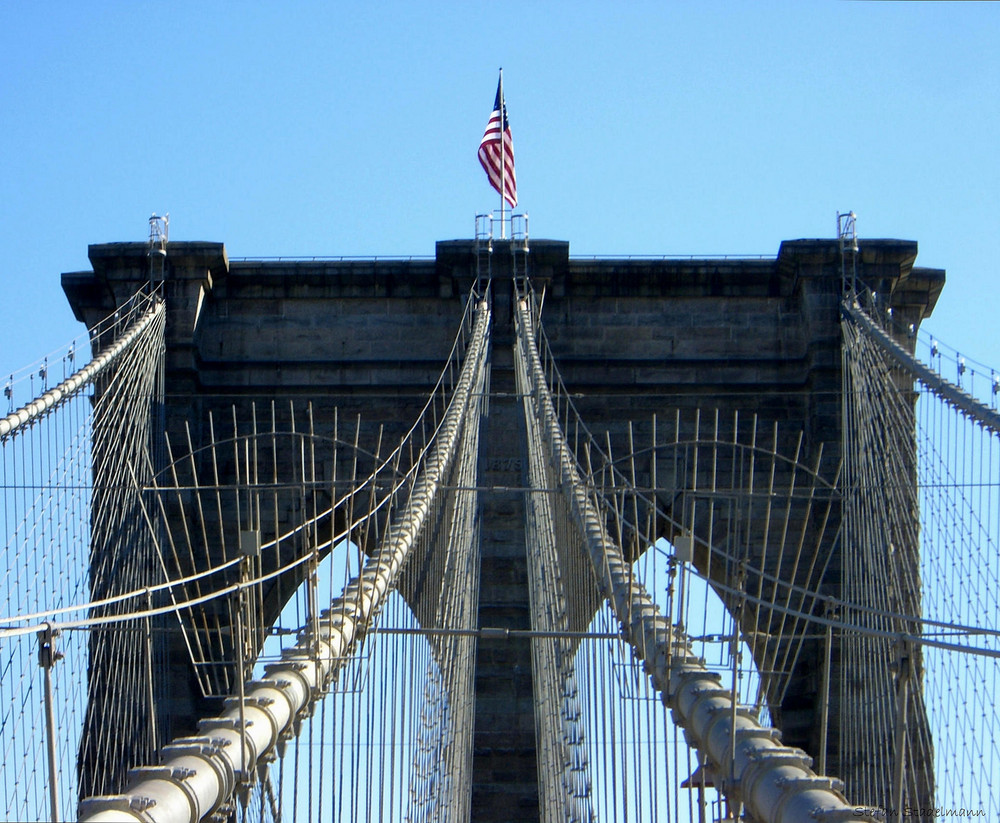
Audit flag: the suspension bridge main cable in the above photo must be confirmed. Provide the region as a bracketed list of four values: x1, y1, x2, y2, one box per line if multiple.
[0, 296, 164, 441]
[843, 299, 1000, 434]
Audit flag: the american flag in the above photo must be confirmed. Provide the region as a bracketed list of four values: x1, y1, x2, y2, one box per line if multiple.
[478, 77, 517, 208]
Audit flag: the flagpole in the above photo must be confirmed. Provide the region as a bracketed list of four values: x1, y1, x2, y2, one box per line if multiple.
[499, 67, 506, 240]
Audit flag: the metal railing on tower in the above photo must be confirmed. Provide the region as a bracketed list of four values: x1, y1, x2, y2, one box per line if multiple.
[475, 211, 530, 291]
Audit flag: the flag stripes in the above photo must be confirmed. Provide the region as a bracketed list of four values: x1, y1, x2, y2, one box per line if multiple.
[478, 78, 517, 208]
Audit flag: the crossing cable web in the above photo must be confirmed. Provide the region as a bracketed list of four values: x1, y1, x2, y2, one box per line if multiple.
[840, 300, 933, 811]
[243, 292, 488, 823]
[3, 268, 997, 822]
[1, 282, 491, 823]
[0, 290, 165, 821]
[512, 284, 875, 823]
[514, 277, 999, 819]
[842, 296, 1000, 818]
[70, 288, 491, 823]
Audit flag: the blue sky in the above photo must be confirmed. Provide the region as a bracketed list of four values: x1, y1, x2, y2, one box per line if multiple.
[1, 2, 998, 388]
[2, 6, 998, 817]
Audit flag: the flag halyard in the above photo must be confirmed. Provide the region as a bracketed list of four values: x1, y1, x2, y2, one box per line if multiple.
[478, 78, 517, 208]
